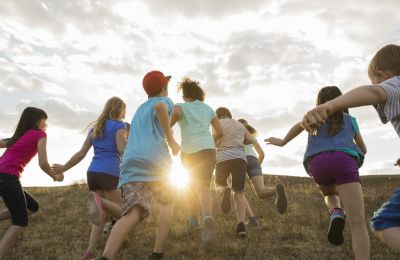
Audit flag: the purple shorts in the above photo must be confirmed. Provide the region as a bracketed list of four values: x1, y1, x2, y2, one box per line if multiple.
[309, 151, 360, 186]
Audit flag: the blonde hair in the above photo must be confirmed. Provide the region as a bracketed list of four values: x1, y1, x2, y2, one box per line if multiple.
[88, 97, 126, 138]
[368, 44, 400, 81]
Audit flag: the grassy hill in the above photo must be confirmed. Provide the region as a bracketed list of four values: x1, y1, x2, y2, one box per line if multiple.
[2, 175, 400, 259]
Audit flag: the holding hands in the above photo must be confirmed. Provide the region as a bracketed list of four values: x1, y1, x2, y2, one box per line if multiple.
[51, 164, 66, 182]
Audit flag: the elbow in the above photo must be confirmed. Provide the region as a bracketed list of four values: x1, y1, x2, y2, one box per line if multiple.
[39, 162, 50, 172]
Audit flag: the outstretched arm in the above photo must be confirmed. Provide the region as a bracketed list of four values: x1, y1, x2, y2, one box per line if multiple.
[170, 106, 182, 127]
[265, 122, 304, 147]
[155, 102, 180, 156]
[53, 134, 92, 174]
[302, 85, 387, 132]
[253, 140, 265, 164]
[37, 138, 63, 182]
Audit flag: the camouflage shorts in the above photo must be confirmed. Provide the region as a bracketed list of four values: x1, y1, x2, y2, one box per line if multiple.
[121, 182, 176, 220]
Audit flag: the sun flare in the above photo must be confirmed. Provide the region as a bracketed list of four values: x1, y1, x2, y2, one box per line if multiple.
[169, 160, 189, 189]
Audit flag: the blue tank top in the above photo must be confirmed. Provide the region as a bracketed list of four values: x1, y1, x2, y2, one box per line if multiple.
[87, 120, 126, 177]
[303, 113, 364, 173]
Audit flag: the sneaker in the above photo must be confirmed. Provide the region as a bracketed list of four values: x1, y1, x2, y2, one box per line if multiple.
[88, 192, 104, 226]
[148, 252, 164, 260]
[275, 184, 287, 214]
[221, 188, 231, 214]
[327, 208, 346, 246]
[202, 216, 217, 244]
[246, 217, 259, 229]
[236, 222, 246, 238]
[82, 251, 95, 260]
[187, 216, 201, 235]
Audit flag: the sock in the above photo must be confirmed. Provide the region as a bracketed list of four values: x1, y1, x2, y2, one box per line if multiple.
[330, 208, 344, 215]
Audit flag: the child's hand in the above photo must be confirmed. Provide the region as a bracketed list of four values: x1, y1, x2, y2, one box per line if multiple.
[265, 137, 285, 147]
[395, 158, 400, 167]
[168, 139, 180, 156]
[53, 173, 64, 182]
[301, 103, 333, 132]
[52, 164, 65, 174]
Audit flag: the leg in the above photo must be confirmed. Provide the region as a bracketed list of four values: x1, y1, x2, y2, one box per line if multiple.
[375, 227, 400, 251]
[244, 194, 255, 219]
[318, 184, 341, 210]
[197, 185, 213, 217]
[0, 190, 39, 222]
[337, 182, 370, 260]
[250, 176, 275, 199]
[153, 204, 174, 253]
[102, 189, 123, 219]
[0, 178, 28, 258]
[102, 206, 142, 260]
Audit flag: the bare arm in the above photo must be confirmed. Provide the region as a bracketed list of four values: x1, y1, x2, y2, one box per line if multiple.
[354, 132, 367, 155]
[265, 122, 304, 146]
[53, 134, 92, 174]
[155, 102, 180, 156]
[253, 140, 265, 164]
[302, 85, 387, 132]
[170, 106, 182, 127]
[244, 130, 256, 145]
[116, 128, 127, 156]
[37, 138, 63, 181]
[0, 140, 6, 148]
[211, 116, 223, 143]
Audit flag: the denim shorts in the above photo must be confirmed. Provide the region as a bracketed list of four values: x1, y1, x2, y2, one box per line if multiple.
[246, 156, 262, 178]
[370, 188, 400, 231]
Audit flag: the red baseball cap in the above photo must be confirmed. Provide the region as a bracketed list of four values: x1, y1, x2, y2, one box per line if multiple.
[142, 71, 171, 95]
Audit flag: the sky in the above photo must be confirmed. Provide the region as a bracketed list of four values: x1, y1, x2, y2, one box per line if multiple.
[0, 0, 399, 187]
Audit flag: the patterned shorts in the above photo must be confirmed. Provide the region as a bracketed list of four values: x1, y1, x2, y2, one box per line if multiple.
[121, 182, 175, 220]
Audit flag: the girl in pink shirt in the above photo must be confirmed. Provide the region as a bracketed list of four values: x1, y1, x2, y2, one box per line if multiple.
[0, 107, 63, 258]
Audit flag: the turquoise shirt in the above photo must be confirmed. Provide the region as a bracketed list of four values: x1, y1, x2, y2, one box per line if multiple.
[176, 100, 217, 153]
[118, 96, 174, 187]
[244, 144, 258, 158]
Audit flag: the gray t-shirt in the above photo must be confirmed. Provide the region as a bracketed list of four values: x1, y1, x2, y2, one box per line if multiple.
[374, 76, 400, 137]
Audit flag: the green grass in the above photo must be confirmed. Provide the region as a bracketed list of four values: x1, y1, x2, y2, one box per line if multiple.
[1, 175, 400, 259]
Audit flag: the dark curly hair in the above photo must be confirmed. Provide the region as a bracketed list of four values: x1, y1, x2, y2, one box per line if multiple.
[178, 77, 205, 101]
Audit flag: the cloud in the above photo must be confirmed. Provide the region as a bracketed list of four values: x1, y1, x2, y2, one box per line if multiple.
[267, 155, 302, 168]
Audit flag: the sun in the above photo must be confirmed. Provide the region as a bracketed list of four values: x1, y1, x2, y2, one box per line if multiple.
[169, 159, 189, 189]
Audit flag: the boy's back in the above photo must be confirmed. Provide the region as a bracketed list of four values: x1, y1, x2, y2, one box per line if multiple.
[119, 96, 174, 186]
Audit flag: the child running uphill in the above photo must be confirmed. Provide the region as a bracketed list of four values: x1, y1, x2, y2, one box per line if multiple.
[170, 77, 223, 244]
[266, 86, 369, 260]
[97, 70, 180, 260]
[0, 107, 64, 258]
[302, 44, 400, 253]
[214, 107, 257, 238]
[237, 119, 287, 229]
[53, 97, 127, 260]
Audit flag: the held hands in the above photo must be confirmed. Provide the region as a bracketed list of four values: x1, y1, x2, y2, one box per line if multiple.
[301, 103, 333, 133]
[52, 164, 66, 174]
[264, 137, 285, 147]
[167, 139, 180, 156]
[53, 173, 64, 182]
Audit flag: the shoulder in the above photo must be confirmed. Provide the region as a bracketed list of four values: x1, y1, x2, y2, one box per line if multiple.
[30, 129, 47, 139]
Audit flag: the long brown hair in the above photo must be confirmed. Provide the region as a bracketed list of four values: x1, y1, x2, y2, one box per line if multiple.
[6, 107, 48, 147]
[88, 97, 126, 138]
[238, 119, 257, 136]
[317, 86, 348, 136]
[216, 107, 232, 119]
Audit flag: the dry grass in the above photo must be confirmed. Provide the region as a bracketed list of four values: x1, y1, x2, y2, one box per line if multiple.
[1, 175, 400, 259]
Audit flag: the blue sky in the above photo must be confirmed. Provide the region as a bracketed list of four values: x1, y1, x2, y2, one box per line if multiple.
[1, 0, 399, 186]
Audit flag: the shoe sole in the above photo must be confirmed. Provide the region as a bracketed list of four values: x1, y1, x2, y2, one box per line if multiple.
[327, 216, 345, 245]
[88, 192, 103, 226]
[275, 184, 287, 214]
[202, 217, 217, 244]
[221, 188, 231, 214]
[238, 231, 247, 238]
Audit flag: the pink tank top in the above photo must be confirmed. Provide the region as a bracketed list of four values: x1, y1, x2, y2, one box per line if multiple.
[0, 130, 47, 177]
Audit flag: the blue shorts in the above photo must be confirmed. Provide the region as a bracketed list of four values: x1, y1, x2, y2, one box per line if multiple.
[370, 188, 400, 231]
[246, 156, 262, 178]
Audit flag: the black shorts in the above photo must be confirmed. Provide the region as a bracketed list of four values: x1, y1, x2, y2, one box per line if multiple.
[0, 173, 39, 227]
[215, 159, 247, 193]
[181, 149, 216, 188]
[87, 172, 119, 191]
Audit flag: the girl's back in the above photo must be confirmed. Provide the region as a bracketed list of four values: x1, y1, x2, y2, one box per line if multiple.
[0, 129, 46, 176]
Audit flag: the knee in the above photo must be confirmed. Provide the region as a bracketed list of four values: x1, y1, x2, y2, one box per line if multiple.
[28, 201, 39, 213]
